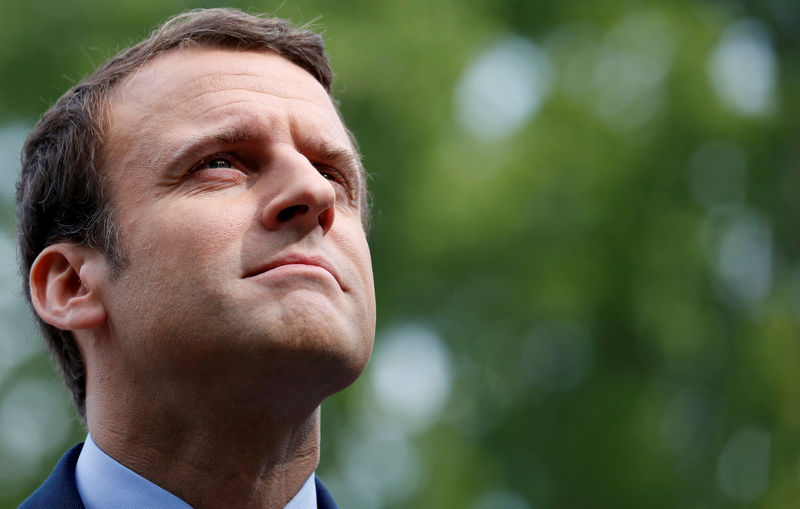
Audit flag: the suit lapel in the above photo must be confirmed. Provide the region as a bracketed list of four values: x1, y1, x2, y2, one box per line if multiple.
[314, 476, 339, 509]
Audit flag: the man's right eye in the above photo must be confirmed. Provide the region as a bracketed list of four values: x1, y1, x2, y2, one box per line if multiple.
[190, 155, 248, 185]
[205, 158, 234, 169]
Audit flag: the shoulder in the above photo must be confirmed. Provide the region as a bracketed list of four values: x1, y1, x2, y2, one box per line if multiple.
[18, 444, 85, 509]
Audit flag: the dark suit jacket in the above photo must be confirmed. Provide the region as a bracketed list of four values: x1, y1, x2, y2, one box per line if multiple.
[19, 444, 339, 509]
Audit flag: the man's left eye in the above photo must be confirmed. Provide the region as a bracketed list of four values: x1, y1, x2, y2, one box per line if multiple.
[314, 164, 341, 184]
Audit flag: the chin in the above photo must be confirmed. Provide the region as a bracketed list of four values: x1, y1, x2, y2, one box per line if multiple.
[252, 310, 374, 392]
[293, 325, 373, 396]
[319, 336, 373, 396]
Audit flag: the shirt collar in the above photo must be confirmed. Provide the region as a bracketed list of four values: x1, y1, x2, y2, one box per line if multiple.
[285, 470, 317, 509]
[75, 434, 317, 509]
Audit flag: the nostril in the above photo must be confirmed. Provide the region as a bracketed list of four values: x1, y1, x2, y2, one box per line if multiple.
[277, 204, 309, 222]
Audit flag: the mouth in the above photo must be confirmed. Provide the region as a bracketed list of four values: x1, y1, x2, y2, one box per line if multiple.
[245, 253, 344, 290]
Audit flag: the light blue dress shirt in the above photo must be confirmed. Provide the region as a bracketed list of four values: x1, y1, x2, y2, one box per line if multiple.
[75, 434, 317, 509]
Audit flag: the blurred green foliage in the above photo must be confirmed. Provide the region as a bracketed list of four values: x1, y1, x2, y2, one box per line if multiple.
[1, 0, 800, 508]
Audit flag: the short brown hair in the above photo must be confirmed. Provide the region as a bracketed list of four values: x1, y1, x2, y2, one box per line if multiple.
[17, 8, 343, 419]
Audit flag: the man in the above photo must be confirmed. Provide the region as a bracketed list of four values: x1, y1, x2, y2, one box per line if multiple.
[17, 8, 375, 509]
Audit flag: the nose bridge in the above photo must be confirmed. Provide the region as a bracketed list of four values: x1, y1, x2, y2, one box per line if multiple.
[260, 146, 336, 234]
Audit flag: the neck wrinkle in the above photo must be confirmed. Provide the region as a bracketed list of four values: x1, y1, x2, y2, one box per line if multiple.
[87, 400, 323, 509]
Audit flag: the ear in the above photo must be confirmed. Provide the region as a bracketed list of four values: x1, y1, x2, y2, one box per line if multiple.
[29, 243, 107, 332]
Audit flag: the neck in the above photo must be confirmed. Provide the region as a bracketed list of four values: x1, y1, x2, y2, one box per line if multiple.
[87, 396, 322, 509]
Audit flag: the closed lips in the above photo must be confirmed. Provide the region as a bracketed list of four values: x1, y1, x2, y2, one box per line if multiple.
[245, 254, 344, 290]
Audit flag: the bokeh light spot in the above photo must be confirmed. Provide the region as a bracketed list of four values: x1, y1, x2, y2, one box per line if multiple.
[714, 210, 772, 308]
[369, 323, 452, 431]
[717, 427, 771, 502]
[472, 489, 531, 509]
[590, 10, 675, 129]
[0, 377, 73, 484]
[0, 230, 40, 384]
[454, 35, 553, 141]
[340, 428, 420, 506]
[0, 122, 29, 204]
[708, 19, 777, 116]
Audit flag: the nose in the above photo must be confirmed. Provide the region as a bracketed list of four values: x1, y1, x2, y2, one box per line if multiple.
[260, 151, 336, 235]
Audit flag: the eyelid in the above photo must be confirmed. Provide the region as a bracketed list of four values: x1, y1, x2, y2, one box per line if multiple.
[189, 153, 249, 175]
[184, 153, 252, 190]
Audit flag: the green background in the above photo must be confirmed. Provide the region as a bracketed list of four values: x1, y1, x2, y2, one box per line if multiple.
[1, 0, 799, 507]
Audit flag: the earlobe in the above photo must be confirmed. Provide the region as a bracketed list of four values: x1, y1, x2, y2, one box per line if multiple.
[29, 243, 107, 331]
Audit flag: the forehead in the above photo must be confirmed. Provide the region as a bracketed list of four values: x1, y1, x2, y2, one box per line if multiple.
[111, 46, 336, 115]
[104, 47, 350, 163]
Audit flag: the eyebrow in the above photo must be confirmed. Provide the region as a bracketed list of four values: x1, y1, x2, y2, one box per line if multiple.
[163, 126, 259, 175]
[165, 125, 365, 185]
[296, 135, 365, 178]
[179, 126, 259, 158]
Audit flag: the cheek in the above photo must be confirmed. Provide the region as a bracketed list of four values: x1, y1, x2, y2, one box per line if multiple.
[122, 200, 253, 274]
[335, 225, 376, 324]
[336, 225, 373, 279]
[358, 239, 375, 298]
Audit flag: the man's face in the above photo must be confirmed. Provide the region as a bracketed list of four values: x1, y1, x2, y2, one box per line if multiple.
[93, 48, 375, 405]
